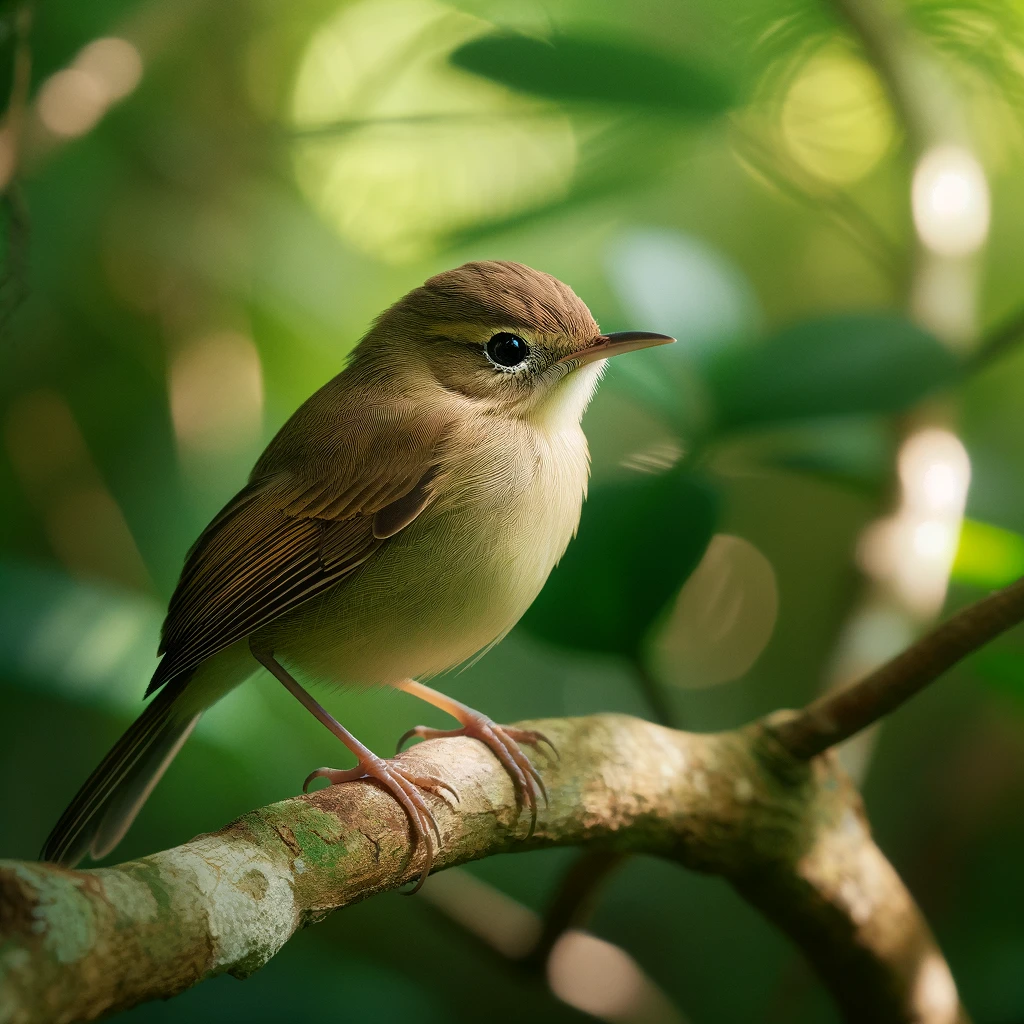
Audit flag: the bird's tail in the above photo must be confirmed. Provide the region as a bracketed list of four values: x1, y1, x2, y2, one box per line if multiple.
[40, 677, 199, 867]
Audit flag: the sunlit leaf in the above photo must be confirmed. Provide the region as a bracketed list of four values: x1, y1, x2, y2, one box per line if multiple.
[443, 118, 680, 248]
[0, 561, 286, 756]
[705, 313, 961, 431]
[289, 0, 577, 262]
[953, 519, 1024, 588]
[451, 32, 733, 117]
[521, 468, 719, 658]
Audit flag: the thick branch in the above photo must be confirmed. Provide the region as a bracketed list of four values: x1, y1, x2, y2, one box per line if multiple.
[771, 576, 1024, 759]
[1, 714, 965, 1024]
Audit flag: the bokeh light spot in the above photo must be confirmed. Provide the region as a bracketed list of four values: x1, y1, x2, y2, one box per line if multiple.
[911, 145, 990, 257]
[780, 45, 894, 185]
[169, 331, 264, 458]
[77, 37, 144, 102]
[37, 68, 109, 138]
[654, 534, 778, 689]
[858, 428, 970, 618]
[35, 37, 143, 139]
[547, 929, 684, 1023]
[4, 390, 152, 591]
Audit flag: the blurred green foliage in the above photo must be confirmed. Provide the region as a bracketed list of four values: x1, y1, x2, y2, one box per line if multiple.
[522, 468, 719, 659]
[704, 312, 961, 429]
[4, 0, 1024, 1021]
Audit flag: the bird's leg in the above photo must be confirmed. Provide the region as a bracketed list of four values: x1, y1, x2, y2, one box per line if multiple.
[251, 647, 455, 890]
[394, 679, 554, 836]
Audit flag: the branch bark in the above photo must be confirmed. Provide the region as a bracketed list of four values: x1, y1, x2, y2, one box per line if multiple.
[1, 713, 967, 1024]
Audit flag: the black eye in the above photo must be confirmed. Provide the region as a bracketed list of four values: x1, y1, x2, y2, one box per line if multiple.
[485, 332, 530, 368]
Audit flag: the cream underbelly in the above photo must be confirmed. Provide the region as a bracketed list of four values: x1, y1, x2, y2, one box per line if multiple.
[258, 427, 588, 689]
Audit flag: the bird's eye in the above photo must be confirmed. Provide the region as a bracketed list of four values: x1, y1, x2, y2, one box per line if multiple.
[485, 332, 530, 368]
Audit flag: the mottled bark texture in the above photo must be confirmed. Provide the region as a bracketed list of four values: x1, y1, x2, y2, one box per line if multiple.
[1, 713, 967, 1024]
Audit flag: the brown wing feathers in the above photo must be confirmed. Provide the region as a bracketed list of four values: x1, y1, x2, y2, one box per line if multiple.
[147, 414, 447, 696]
[147, 503, 376, 695]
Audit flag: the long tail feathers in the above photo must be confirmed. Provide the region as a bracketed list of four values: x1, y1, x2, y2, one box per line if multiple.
[40, 678, 199, 867]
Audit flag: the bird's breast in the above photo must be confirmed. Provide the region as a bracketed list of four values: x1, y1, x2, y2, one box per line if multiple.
[436, 419, 590, 597]
[273, 420, 589, 688]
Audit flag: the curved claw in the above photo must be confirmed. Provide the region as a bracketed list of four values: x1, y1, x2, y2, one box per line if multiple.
[413, 774, 461, 804]
[395, 767, 461, 808]
[507, 728, 559, 761]
[303, 764, 361, 793]
[396, 724, 464, 754]
[527, 763, 548, 807]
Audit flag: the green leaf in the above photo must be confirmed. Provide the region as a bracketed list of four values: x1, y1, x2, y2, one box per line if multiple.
[741, 417, 892, 493]
[450, 33, 733, 118]
[705, 313, 961, 432]
[520, 467, 719, 658]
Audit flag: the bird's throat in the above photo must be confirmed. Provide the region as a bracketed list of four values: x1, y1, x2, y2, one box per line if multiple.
[529, 360, 606, 433]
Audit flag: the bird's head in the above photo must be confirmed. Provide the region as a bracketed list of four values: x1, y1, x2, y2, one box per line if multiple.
[355, 261, 673, 426]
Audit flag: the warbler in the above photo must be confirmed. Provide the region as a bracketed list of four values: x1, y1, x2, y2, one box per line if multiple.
[41, 261, 672, 881]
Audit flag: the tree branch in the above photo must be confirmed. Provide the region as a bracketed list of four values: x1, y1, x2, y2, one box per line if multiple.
[770, 576, 1024, 760]
[1, 713, 967, 1024]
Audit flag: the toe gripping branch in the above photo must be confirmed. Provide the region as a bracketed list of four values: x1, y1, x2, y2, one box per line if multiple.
[397, 717, 557, 838]
[304, 756, 458, 893]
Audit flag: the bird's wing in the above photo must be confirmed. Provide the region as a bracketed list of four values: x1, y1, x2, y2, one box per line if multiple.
[147, 408, 448, 695]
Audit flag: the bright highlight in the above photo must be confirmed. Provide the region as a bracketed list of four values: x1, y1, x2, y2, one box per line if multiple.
[289, 0, 575, 262]
[858, 428, 971, 618]
[911, 145, 990, 257]
[780, 45, 894, 186]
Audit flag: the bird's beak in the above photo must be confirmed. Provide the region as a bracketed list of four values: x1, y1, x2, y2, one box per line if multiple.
[559, 331, 675, 367]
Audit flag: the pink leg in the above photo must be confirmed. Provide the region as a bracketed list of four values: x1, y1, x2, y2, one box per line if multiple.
[394, 679, 555, 836]
[252, 647, 455, 891]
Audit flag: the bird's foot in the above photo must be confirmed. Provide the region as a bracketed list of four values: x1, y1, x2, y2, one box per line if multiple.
[396, 717, 554, 836]
[303, 756, 457, 892]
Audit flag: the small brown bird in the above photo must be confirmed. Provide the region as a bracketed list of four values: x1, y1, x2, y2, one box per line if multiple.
[41, 261, 672, 882]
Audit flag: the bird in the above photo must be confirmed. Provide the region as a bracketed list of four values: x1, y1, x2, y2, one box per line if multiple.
[40, 260, 673, 884]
